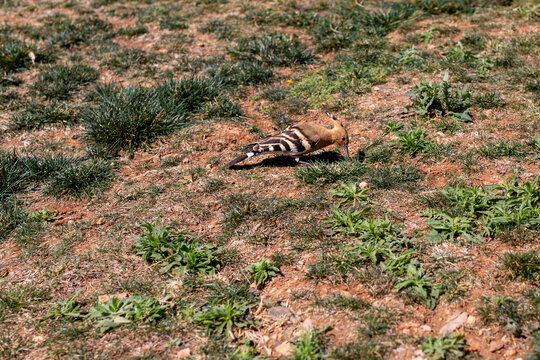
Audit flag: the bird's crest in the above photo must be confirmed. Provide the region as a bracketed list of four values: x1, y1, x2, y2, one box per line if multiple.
[325, 110, 344, 128]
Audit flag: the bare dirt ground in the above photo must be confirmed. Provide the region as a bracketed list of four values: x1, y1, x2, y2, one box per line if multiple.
[0, 0, 539, 359]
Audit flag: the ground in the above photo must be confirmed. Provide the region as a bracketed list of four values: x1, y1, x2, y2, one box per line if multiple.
[0, 0, 539, 359]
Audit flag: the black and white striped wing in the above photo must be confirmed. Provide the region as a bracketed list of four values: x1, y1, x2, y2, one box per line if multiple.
[227, 125, 321, 167]
[249, 125, 320, 157]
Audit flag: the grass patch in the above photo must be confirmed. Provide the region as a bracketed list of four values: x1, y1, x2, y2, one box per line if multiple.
[365, 165, 422, 189]
[100, 48, 158, 74]
[0, 37, 33, 73]
[229, 33, 315, 66]
[415, 0, 476, 15]
[477, 294, 539, 337]
[0, 201, 27, 242]
[206, 60, 275, 87]
[33, 64, 99, 100]
[199, 19, 237, 40]
[295, 158, 366, 185]
[331, 307, 397, 359]
[10, 101, 79, 131]
[0, 284, 50, 320]
[477, 140, 526, 158]
[83, 77, 221, 156]
[502, 251, 540, 281]
[44, 159, 113, 198]
[34, 13, 113, 48]
[187, 282, 258, 338]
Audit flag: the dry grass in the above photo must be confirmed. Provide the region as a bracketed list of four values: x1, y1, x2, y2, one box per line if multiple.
[0, 0, 539, 359]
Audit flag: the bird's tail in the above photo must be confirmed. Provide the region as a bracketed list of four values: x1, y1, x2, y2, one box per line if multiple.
[227, 151, 257, 168]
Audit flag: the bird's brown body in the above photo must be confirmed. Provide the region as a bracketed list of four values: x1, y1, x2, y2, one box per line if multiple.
[228, 111, 349, 167]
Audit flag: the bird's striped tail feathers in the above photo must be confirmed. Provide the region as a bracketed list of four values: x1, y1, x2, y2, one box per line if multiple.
[227, 151, 257, 167]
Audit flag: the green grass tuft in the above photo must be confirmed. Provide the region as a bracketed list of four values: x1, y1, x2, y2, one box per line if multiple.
[0, 37, 33, 73]
[502, 251, 540, 281]
[229, 33, 315, 67]
[295, 158, 366, 185]
[33, 64, 99, 100]
[10, 101, 79, 131]
[83, 77, 221, 156]
[44, 159, 114, 198]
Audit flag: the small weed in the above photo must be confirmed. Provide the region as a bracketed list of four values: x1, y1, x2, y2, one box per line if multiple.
[384, 121, 404, 133]
[33, 64, 99, 100]
[192, 300, 254, 337]
[396, 128, 432, 155]
[424, 210, 483, 243]
[88, 295, 167, 333]
[406, 71, 472, 121]
[421, 333, 468, 360]
[502, 251, 540, 281]
[27, 208, 58, 222]
[329, 182, 371, 207]
[46, 292, 83, 320]
[246, 258, 281, 289]
[292, 327, 328, 360]
[395, 264, 441, 309]
[134, 222, 222, 275]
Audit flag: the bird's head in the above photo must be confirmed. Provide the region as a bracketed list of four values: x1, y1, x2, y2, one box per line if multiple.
[325, 111, 349, 160]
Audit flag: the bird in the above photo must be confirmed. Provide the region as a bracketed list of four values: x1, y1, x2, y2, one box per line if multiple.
[228, 111, 349, 167]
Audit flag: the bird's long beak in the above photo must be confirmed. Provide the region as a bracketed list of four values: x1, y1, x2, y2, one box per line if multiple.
[343, 146, 350, 160]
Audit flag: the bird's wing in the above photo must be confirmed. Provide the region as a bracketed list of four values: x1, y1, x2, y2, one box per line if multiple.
[251, 124, 321, 155]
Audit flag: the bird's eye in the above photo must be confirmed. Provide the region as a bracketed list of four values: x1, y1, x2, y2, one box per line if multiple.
[341, 136, 346, 141]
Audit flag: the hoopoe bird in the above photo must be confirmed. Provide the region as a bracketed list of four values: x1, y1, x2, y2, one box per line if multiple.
[228, 111, 349, 167]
